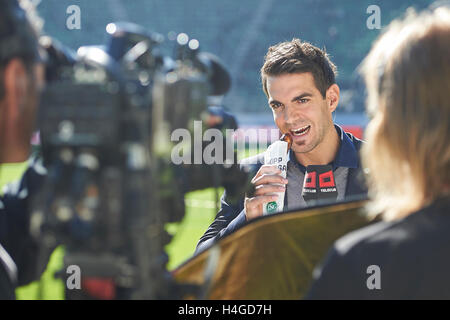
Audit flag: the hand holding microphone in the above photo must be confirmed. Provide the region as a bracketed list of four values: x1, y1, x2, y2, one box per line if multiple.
[244, 134, 292, 221]
[244, 165, 288, 221]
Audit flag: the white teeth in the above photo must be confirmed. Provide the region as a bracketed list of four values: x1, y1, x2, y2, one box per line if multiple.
[293, 125, 309, 132]
[291, 125, 310, 136]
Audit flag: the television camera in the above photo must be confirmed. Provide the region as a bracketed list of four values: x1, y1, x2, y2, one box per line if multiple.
[30, 22, 252, 299]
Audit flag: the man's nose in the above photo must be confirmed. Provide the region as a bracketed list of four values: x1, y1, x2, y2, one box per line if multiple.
[283, 104, 299, 125]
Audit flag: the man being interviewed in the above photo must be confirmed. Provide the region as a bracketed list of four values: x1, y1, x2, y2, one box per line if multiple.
[195, 39, 367, 254]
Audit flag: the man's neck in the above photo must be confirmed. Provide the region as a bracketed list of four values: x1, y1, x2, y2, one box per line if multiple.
[294, 125, 340, 167]
[0, 136, 30, 163]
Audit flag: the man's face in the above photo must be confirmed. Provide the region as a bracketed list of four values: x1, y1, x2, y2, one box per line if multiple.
[266, 72, 336, 155]
[13, 61, 45, 150]
[0, 60, 44, 162]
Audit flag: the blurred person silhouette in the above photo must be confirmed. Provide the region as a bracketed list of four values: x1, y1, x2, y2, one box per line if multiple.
[0, 0, 48, 299]
[307, 5, 450, 299]
[204, 105, 238, 133]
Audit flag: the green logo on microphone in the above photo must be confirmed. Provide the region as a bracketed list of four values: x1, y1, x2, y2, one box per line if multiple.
[266, 201, 278, 214]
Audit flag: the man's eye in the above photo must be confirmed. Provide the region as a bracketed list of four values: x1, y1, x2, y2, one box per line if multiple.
[296, 98, 309, 104]
[270, 103, 281, 109]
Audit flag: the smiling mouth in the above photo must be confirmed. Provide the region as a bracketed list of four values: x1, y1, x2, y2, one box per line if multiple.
[290, 125, 311, 136]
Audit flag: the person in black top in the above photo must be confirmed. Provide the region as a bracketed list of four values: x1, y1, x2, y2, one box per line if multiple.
[306, 5, 450, 299]
[0, 0, 47, 299]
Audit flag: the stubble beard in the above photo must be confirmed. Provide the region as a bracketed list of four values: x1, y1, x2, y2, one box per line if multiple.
[291, 126, 323, 155]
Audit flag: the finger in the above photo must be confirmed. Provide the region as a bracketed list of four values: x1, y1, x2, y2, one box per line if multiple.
[254, 184, 286, 196]
[251, 165, 281, 183]
[253, 173, 288, 186]
[245, 195, 279, 220]
[245, 194, 279, 209]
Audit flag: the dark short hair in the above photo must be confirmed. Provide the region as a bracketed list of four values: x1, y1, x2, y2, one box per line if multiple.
[261, 38, 337, 98]
[0, 0, 41, 98]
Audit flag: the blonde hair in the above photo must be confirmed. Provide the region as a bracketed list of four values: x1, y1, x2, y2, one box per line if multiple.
[360, 6, 450, 220]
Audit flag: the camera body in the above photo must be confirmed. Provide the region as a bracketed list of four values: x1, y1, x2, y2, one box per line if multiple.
[31, 22, 249, 299]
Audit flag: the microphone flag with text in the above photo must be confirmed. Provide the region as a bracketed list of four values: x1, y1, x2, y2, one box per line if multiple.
[302, 165, 338, 204]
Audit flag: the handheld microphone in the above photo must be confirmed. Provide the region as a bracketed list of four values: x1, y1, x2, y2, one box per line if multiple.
[302, 165, 338, 204]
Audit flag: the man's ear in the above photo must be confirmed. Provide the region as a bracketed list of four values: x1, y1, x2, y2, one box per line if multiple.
[3, 58, 28, 121]
[326, 84, 340, 113]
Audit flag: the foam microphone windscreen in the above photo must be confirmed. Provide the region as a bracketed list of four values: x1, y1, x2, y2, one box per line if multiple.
[302, 165, 338, 204]
[197, 52, 232, 96]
